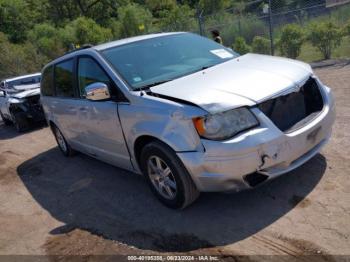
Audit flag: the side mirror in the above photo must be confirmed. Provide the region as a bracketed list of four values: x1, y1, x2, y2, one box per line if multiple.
[85, 82, 111, 101]
[0, 91, 5, 97]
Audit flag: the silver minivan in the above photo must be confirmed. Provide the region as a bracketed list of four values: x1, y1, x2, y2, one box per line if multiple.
[41, 32, 335, 208]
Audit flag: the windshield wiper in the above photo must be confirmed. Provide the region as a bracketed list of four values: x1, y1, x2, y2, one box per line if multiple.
[134, 79, 173, 91]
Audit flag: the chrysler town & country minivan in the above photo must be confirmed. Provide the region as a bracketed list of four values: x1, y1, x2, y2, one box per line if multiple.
[41, 32, 335, 208]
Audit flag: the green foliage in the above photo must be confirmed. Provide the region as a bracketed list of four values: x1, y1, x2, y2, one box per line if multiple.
[117, 3, 153, 37]
[0, 0, 31, 42]
[239, 16, 269, 44]
[344, 22, 350, 37]
[146, 0, 176, 18]
[218, 15, 269, 46]
[72, 17, 112, 45]
[28, 23, 64, 59]
[307, 21, 343, 60]
[159, 4, 196, 31]
[0, 32, 47, 78]
[199, 0, 230, 15]
[278, 24, 304, 59]
[46, 0, 129, 26]
[233, 36, 250, 54]
[251, 36, 270, 55]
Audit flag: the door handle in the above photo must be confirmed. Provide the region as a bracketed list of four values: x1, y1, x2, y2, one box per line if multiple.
[79, 107, 87, 112]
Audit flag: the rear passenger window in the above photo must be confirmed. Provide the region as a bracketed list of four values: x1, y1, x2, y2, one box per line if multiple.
[78, 57, 111, 97]
[55, 59, 75, 98]
[41, 66, 54, 96]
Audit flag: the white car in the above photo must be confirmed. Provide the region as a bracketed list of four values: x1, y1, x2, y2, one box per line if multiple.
[0, 73, 45, 132]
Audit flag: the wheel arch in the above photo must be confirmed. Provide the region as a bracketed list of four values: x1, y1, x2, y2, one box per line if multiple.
[133, 135, 175, 172]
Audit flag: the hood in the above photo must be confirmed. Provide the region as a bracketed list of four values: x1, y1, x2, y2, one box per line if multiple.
[150, 54, 313, 113]
[11, 88, 40, 99]
[13, 83, 40, 91]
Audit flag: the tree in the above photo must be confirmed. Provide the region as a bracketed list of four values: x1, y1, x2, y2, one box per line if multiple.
[278, 24, 304, 59]
[146, 0, 176, 18]
[0, 0, 31, 42]
[308, 21, 343, 60]
[117, 3, 153, 37]
[28, 23, 64, 59]
[233, 36, 250, 55]
[344, 22, 350, 37]
[159, 4, 196, 31]
[199, 0, 230, 15]
[60, 17, 113, 47]
[46, 0, 129, 26]
[0, 33, 47, 78]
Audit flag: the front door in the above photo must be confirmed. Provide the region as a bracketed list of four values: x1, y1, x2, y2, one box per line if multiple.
[76, 56, 131, 170]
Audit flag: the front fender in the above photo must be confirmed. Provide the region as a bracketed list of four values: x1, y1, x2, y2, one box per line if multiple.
[118, 96, 206, 167]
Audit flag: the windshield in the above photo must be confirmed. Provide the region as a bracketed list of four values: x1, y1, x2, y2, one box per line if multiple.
[101, 33, 238, 90]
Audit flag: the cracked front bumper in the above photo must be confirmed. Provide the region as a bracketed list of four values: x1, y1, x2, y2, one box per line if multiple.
[177, 85, 335, 192]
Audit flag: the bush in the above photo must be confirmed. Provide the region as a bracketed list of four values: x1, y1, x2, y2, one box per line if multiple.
[307, 21, 343, 60]
[59, 17, 112, 48]
[159, 4, 196, 31]
[28, 23, 65, 59]
[251, 36, 270, 54]
[233, 36, 251, 54]
[278, 24, 305, 59]
[0, 33, 47, 78]
[117, 4, 153, 37]
[344, 22, 350, 36]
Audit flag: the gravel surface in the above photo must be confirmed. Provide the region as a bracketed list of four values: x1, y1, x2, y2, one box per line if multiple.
[0, 64, 349, 260]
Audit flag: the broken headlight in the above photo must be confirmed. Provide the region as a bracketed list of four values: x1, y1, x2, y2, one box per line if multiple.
[192, 107, 259, 140]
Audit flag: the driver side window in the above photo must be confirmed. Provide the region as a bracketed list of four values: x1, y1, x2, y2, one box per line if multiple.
[78, 57, 111, 98]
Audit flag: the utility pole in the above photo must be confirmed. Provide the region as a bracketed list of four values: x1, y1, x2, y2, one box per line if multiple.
[268, 0, 275, 55]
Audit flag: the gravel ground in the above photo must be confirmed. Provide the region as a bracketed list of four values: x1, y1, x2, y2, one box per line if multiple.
[0, 64, 349, 261]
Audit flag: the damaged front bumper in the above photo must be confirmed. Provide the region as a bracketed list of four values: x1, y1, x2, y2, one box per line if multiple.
[177, 85, 335, 192]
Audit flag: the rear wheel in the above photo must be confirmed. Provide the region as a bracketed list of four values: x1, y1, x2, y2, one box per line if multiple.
[53, 125, 75, 157]
[12, 112, 29, 132]
[0, 112, 12, 125]
[140, 141, 199, 209]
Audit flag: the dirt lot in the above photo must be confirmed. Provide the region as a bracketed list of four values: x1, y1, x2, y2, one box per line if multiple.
[0, 64, 349, 261]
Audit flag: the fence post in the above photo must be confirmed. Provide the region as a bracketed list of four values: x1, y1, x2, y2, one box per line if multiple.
[197, 9, 204, 36]
[268, 0, 275, 55]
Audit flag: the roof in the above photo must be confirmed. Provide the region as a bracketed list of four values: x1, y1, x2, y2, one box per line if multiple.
[93, 32, 183, 51]
[3, 72, 41, 82]
[42, 32, 186, 69]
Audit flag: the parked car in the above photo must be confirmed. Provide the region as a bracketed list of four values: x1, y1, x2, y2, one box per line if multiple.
[41, 32, 335, 209]
[0, 73, 45, 132]
[0, 73, 41, 93]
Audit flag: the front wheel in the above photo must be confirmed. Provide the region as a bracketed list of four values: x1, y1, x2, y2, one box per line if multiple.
[12, 112, 29, 132]
[140, 141, 199, 209]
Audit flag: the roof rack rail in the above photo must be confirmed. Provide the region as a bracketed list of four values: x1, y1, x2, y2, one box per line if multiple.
[64, 44, 93, 55]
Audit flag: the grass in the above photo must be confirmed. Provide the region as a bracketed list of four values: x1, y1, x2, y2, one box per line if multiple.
[297, 36, 350, 63]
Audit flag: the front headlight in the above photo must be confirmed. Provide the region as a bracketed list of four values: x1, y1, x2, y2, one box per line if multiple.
[192, 107, 259, 140]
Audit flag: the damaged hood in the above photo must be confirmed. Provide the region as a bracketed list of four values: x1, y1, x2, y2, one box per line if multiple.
[11, 88, 40, 99]
[13, 83, 40, 91]
[150, 54, 313, 113]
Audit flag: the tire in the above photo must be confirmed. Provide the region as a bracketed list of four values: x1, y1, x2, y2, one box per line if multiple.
[12, 112, 29, 132]
[52, 125, 75, 157]
[0, 112, 12, 126]
[140, 141, 200, 209]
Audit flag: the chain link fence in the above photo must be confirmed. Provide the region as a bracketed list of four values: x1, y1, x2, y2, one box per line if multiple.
[190, 0, 350, 56]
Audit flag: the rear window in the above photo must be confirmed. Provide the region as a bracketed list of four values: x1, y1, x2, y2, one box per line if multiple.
[55, 59, 75, 98]
[41, 66, 54, 96]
